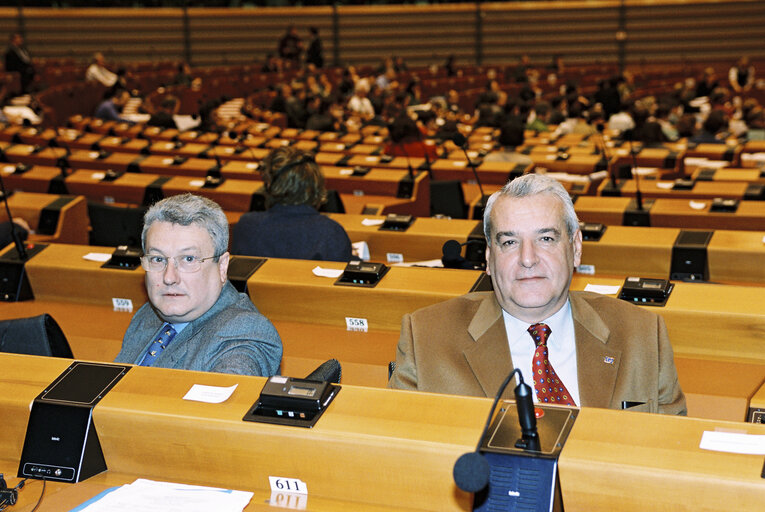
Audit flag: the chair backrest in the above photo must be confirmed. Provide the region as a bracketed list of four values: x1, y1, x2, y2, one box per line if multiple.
[319, 189, 345, 214]
[430, 179, 468, 219]
[87, 201, 147, 247]
[0, 314, 73, 358]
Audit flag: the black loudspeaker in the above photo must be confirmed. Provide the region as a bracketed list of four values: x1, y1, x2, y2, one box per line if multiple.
[37, 196, 75, 235]
[227, 256, 266, 294]
[18, 362, 130, 483]
[670, 230, 712, 281]
[0, 244, 47, 302]
[473, 404, 577, 512]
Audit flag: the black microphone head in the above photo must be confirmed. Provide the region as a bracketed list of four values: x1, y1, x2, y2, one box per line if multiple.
[596, 122, 605, 134]
[453, 451, 490, 493]
[305, 358, 342, 384]
[451, 132, 467, 148]
[442, 239, 463, 260]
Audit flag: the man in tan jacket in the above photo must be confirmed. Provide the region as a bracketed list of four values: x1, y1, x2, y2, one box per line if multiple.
[389, 174, 686, 415]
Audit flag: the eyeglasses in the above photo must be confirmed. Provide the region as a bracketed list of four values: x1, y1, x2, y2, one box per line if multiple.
[140, 254, 220, 273]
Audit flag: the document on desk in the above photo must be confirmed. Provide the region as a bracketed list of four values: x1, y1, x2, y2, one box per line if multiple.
[72, 478, 253, 512]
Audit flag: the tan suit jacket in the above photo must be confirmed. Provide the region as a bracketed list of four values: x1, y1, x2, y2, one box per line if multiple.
[389, 291, 686, 415]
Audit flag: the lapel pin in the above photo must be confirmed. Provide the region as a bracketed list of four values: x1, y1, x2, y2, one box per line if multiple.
[603, 356, 615, 365]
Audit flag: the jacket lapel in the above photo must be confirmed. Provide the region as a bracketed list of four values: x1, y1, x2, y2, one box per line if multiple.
[570, 292, 621, 408]
[463, 294, 514, 398]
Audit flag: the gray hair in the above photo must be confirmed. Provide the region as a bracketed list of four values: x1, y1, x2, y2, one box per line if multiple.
[483, 174, 579, 243]
[142, 193, 229, 257]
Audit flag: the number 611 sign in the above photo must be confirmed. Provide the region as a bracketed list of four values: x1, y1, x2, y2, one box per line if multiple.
[269, 476, 308, 495]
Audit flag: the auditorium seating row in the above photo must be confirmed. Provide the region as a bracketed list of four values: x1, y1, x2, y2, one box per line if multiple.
[2, 241, 765, 423]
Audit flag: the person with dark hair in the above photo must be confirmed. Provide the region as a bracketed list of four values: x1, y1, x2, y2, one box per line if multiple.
[278, 25, 302, 66]
[690, 110, 728, 144]
[231, 147, 352, 262]
[0, 218, 29, 250]
[147, 95, 178, 129]
[94, 88, 132, 123]
[4, 33, 35, 94]
[526, 101, 551, 132]
[484, 119, 533, 165]
[305, 26, 323, 69]
[389, 173, 686, 416]
[115, 193, 282, 375]
[305, 95, 338, 132]
[384, 113, 439, 159]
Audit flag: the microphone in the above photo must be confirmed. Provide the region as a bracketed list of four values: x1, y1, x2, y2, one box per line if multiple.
[626, 131, 644, 211]
[596, 122, 618, 194]
[53, 127, 72, 176]
[441, 239, 485, 270]
[304, 358, 342, 384]
[204, 145, 225, 187]
[453, 368, 538, 493]
[451, 133, 487, 214]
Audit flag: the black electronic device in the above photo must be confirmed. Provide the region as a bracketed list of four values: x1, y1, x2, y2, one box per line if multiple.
[227, 255, 266, 294]
[580, 221, 606, 241]
[351, 165, 370, 176]
[101, 169, 122, 182]
[617, 277, 673, 306]
[243, 375, 340, 428]
[622, 197, 654, 227]
[709, 197, 739, 213]
[13, 163, 31, 174]
[452, 368, 577, 512]
[334, 261, 389, 288]
[18, 362, 130, 483]
[379, 154, 394, 163]
[379, 213, 414, 232]
[37, 196, 74, 236]
[101, 245, 142, 270]
[670, 230, 712, 281]
[672, 178, 695, 190]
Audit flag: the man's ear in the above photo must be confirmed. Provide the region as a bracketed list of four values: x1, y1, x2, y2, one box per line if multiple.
[218, 252, 230, 283]
[572, 230, 583, 268]
[485, 242, 491, 276]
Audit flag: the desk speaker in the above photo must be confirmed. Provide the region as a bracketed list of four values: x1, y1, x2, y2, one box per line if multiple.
[473, 403, 577, 512]
[18, 362, 130, 483]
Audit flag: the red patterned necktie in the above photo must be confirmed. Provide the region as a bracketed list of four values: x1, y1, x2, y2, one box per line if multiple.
[528, 323, 576, 406]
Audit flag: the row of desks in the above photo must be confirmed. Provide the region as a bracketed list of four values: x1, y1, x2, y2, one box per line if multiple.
[3, 242, 765, 421]
[1, 353, 764, 511]
[4, 191, 765, 287]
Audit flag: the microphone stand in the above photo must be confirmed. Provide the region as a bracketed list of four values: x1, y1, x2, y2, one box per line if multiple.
[628, 136, 644, 211]
[597, 123, 620, 196]
[453, 133, 487, 218]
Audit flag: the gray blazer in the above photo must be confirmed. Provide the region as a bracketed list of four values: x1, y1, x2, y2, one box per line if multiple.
[115, 281, 282, 376]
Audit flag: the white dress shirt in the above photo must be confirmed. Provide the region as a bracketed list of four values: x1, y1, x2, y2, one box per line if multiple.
[502, 300, 580, 405]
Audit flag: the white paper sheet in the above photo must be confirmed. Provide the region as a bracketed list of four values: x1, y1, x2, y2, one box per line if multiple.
[699, 431, 765, 455]
[75, 479, 253, 512]
[183, 384, 238, 404]
[312, 266, 344, 278]
[584, 284, 621, 295]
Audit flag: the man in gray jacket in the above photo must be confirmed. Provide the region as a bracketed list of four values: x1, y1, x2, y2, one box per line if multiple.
[115, 193, 282, 376]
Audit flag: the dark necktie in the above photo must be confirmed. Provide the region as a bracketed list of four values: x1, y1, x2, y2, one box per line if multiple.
[528, 323, 576, 406]
[138, 323, 177, 367]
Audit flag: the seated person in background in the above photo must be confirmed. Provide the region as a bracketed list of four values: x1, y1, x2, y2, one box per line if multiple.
[483, 119, 534, 165]
[384, 113, 439, 160]
[115, 193, 282, 375]
[94, 88, 132, 123]
[689, 110, 728, 144]
[0, 218, 29, 249]
[389, 173, 686, 415]
[231, 147, 352, 262]
[85, 52, 118, 87]
[147, 95, 179, 129]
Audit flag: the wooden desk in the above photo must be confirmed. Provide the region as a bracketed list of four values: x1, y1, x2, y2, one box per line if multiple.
[574, 195, 765, 231]
[329, 213, 480, 263]
[1, 354, 764, 511]
[611, 178, 751, 200]
[1, 192, 89, 245]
